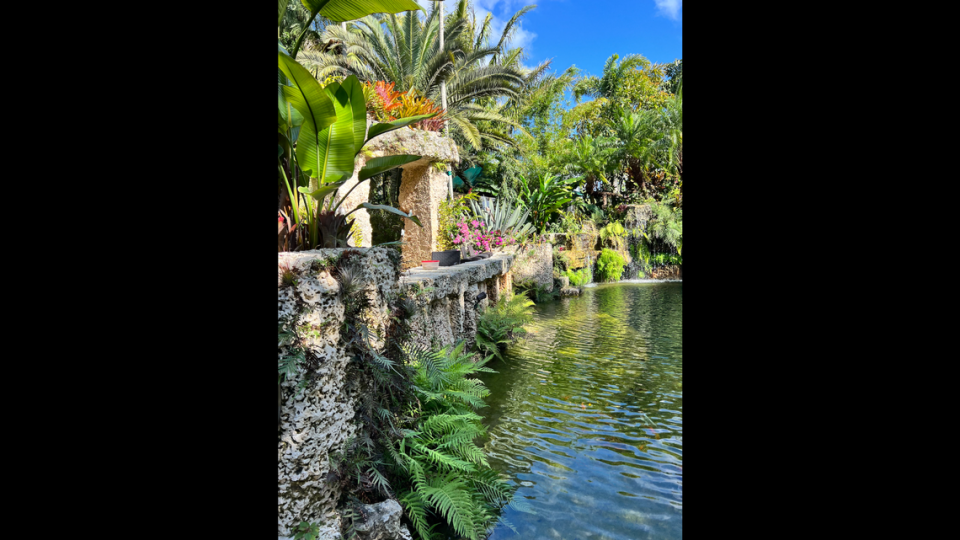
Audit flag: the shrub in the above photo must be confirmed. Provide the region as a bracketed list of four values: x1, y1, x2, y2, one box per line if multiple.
[596, 249, 626, 282]
[563, 267, 592, 287]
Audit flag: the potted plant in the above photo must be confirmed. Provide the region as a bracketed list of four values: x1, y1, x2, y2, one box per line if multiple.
[433, 193, 478, 265]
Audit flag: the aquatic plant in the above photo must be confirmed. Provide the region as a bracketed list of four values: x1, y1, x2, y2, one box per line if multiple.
[596, 248, 626, 282]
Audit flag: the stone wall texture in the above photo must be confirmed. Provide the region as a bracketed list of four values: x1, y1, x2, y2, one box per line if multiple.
[509, 243, 554, 292]
[278, 248, 512, 538]
[400, 253, 515, 351]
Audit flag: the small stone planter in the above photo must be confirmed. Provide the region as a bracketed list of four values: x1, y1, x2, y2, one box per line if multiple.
[431, 250, 461, 267]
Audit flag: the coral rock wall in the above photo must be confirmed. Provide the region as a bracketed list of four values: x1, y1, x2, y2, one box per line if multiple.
[278, 248, 399, 537]
[400, 253, 515, 351]
[509, 243, 555, 292]
[278, 248, 513, 538]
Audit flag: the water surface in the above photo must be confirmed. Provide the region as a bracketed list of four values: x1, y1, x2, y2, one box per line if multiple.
[478, 282, 682, 540]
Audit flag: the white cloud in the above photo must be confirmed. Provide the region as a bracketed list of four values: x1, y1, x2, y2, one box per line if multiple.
[463, 0, 539, 51]
[654, 0, 682, 21]
[407, 1, 539, 52]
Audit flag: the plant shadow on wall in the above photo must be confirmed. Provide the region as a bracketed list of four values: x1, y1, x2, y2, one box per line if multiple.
[279, 257, 535, 540]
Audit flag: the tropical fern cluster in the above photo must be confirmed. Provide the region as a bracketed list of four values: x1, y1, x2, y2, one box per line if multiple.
[391, 343, 527, 540]
[475, 291, 535, 361]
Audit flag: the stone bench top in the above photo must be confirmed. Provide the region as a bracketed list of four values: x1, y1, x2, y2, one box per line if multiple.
[398, 252, 515, 299]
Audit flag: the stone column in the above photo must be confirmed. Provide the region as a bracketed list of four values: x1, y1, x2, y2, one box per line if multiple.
[398, 163, 447, 270]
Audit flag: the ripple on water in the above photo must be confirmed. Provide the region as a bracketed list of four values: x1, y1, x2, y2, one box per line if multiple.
[479, 282, 682, 540]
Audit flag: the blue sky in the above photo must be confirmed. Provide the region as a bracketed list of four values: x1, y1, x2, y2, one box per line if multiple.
[416, 1, 682, 80]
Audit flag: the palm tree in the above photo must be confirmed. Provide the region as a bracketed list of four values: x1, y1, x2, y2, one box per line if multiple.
[299, 0, 530, 149]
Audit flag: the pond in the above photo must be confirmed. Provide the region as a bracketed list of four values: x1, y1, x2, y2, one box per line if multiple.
[477, 281, 682, 540]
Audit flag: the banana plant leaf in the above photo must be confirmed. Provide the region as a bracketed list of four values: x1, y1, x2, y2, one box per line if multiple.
[278, 52, 338, 180]
[305, 75, 362, 184]
[358, 155, 421, 181]
[293, 0, 423, 57]
[324, 77, 367, 155]
[357, 203, 422, 228]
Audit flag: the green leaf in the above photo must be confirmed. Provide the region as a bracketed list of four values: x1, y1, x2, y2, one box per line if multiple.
[278, 52, 338, 179]
[314, 78, 361, 184]
[313, 0, 424, 22]
[359, 203, 422, 227]
[336, 76, 368, 154]
[365, 113, 438, 143]
[358, 155, 421, 180]
[298, 182, 344, 203]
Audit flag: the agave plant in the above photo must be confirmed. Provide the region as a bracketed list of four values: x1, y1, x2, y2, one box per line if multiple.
[467, 196, 534, 243]
[279, 52, 439, 249]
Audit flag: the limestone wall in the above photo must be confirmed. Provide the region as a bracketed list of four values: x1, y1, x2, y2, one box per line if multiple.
[509, 243, 554, 292]
[277, 248, 513, 538]
[399, 253, 515, 351]
[278, 248, 400, 537]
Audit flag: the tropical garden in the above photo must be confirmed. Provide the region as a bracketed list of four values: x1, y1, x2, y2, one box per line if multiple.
[278, 2, 682, 539]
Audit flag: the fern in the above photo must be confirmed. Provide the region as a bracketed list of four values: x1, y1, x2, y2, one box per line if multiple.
[387, 343, 523, 540]
[475, 291, 535, 361]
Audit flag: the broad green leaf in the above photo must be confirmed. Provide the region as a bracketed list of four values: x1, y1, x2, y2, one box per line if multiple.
[358, 155, 421, 180]
[278, 52, 338, 179]
[337, 76, 368, 154]
[314, 79, 361, 184]
[312, 0, 423, 22]
[365, 113, 438, 144]
[359, 203, 422, 227]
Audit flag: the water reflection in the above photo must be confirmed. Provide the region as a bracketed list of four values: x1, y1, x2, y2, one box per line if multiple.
[477, 282, 682, 540]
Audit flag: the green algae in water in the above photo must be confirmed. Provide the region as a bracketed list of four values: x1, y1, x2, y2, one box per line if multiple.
[478, 282, 682, 540]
